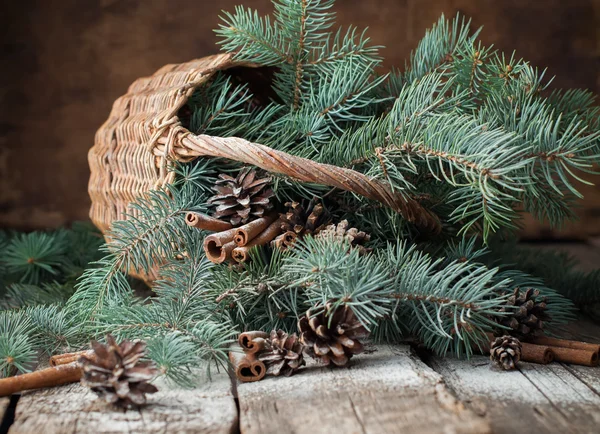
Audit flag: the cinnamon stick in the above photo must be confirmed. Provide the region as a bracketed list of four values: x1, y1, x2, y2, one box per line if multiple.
[232, 247, 258, 263]
[551, 347, 599, 367]
[229, 351, 266, 383]
[49, 350, 94, 367]
[232, 219, 283, 263]
[238, 331, 268, 354]
[185, 212, 233, 232]
[271, 233, 287, 250]
[233, 214, 278, 247]
[203, 228, 239, 264]
[271, 231, 298, 250]
[521, 343, 554, 364]
[531, 336, 600, 354]
[0, 363, 82, 397]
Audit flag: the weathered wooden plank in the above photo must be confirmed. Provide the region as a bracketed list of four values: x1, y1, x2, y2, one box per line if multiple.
[430, 355, 600, 434]
[236, 345, 489, 434]
[9, 372, 237, 434]
[518, 362, 600, 426]
[552, 318, 600, 404]
[561, 363, 600, 399]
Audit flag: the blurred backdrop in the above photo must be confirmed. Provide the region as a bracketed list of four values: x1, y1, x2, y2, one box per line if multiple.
[1, 0, 599, 238]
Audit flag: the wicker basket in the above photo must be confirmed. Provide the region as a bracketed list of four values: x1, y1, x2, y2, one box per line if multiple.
[88, 53, 440, 235]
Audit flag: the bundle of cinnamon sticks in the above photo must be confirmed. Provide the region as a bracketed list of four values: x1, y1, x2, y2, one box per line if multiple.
[186, 211, 293, 264]
[529, 335, 599, 367]
[229, 331, 268, 382]
[483, 333, 599, 367]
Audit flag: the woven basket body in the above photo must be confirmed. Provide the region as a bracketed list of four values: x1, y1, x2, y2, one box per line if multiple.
[89, 53, 239, 232]
[89, 54, 440, 235]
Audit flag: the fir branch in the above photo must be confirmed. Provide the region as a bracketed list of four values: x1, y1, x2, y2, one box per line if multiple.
[74, 229, 238, 385]
[308, 26, 382, 72]
[216, 6, 289, 65]
[26, 305, 80, 354]
[0, 282, 75, 310]
[480, 79, 600, 225]
[0, 311, 37, 377]
[0, 224, 102, 297]
[68, 176, 211, 326]
[282, 237, 392, 329]
[273, 0, 335, 50]
[4, 232, 68, 285]
[209, 248, 301, 332]
[388, 114, 531, 239]
[66, 255, 132, 325]
[452, 42, 492, 100]
[404, 14, 478, 84]
[547, 88, 600, 132]
[443, 238, 577, 326]
[189, 74, 254, 137]
[443, 237, 488, 264]
[290, 0, 307, 109]
[382, 242, 508, 357]
[309, 59, 388, 132]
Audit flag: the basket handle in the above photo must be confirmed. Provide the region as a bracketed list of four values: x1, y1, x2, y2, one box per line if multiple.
[157, 132, 441, 234]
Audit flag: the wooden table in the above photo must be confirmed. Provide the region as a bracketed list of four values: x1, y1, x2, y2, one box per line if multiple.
[2, 242, 599, 434]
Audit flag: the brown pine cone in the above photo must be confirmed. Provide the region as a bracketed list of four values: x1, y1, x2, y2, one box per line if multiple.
[258, 330, 306, 376]
[280, 200, 330, 237]
[298, 302, 369, 367]
[79, 335, 158, 408]
[498, 287, 550, 339]
[208, 167, 275, 226]
[315, 220, 371, 254]
[490, 335, 522, 370]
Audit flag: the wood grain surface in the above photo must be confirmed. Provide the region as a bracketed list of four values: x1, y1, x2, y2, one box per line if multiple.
[429, 303, 600, 434]
[430, 355, 600, 434]
[8, 373, 237, 434]
[3, 340, 600, 433]
[236, 345, 489, 434]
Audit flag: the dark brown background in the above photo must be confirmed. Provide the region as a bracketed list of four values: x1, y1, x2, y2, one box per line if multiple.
[1, 0, 599, 237]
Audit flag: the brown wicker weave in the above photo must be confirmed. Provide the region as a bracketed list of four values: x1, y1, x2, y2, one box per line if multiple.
[89, 53, 441, 234]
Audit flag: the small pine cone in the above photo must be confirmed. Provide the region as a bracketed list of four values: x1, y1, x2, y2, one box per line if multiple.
[258, 330, 306, 376]
[490, 335, 522, 370]
[79, 335, 158, 408]
[315, 220, 371, 254]
[280, 200, 330, 237]
[208, 167, 275, 226]
[298, 302, 369, 367]
[498, 287, 550, 339]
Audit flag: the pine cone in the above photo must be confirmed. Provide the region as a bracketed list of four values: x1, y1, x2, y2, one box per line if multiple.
[257, 330, 306, 376]
[315, 220, 371, 254]
[498, 287, 550, 339]
[208, 167, 275, 226]
[298, 302, 369, 367]
[490, 335, 522, 370]
[79, 335, 158, 408]
[280, 200, 330, 237]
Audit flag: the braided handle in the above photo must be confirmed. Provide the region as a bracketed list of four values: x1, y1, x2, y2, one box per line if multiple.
[158, 132, 441, 233]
